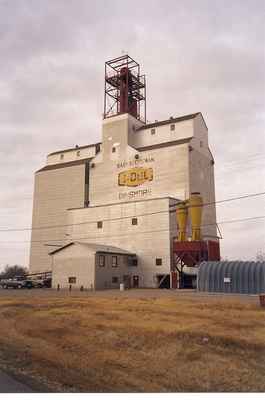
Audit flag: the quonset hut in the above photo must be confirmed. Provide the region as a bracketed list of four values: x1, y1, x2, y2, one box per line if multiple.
[197, 261, 265, 294]
[29, 55, 219, 289]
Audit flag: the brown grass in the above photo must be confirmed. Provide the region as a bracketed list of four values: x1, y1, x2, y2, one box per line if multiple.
[0, 293, 264, 392]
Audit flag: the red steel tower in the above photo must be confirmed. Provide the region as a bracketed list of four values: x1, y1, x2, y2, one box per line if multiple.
[104, 55, 146, 122]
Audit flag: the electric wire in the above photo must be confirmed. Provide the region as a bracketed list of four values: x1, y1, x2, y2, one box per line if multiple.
[0, 190, 265, 233]
[0, 214, 264, 244]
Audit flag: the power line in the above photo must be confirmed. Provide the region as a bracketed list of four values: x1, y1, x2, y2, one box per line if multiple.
[0, 190, 265, 233]
[169, 191, 265, 209]
[0, 214, 264, 244]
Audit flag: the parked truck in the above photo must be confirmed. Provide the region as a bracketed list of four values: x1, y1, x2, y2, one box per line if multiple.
[0, 277, 33, 289]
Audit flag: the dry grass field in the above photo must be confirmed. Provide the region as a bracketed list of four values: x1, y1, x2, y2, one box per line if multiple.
[0, 291, 264, 392]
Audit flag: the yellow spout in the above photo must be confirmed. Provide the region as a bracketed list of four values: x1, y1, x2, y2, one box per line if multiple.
[189, 192, 203, 241]
[176, 202, 188, 241]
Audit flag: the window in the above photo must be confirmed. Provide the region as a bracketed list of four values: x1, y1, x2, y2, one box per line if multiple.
[97, 221, 103, 229]
[151, 128, 156, 135]
[76, 150, 80, 156]
[156, 258, 162, 266]
[112, 147, 116, 153]
[68, 277, 76, 284]
[200, 140, 203, 148]
[60, 154, 64, 160]
[99, 255, 105, 267]
[132, 217, 138, 225]
[112, 256, 118, 267]
[128, 256, 138, 267]
[170, 124, 175, 131]
[112, 276, 119, 284]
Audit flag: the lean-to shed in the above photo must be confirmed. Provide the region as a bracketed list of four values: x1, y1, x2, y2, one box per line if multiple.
[197, 261, 265, 294]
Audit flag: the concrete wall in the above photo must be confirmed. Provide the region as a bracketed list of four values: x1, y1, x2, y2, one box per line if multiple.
[51, 243, 95, 289]
[29, 163, 86, 273]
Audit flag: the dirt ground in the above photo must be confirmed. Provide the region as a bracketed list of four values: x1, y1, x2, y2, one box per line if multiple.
[0, 289, 264, 392]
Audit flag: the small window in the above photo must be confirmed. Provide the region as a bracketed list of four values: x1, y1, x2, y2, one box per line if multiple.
[132, 218, 138, 225]
[112, 276, 119, 284]
[151, 128, 156, 135]
[128, 257, 138, 267]
[60, 154, 64, 160]
[76, 150, 80, 156]
[200, 140, 203, 148]
[112, 147, 116, 153]
[68, 277, 76, 284]
[99, 255, 105, 267]
[170, 124, 175, 131]
[97, 221, 103, 229]
[156, 258, 162, 266]
[112, 256, 118, 267]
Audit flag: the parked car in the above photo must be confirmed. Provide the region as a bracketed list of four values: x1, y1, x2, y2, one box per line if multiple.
[30, 279, 44, 288]
[0, 278, 33, 289]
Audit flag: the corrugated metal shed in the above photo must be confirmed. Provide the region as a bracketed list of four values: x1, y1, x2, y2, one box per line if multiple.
[197, 261, 265, 294]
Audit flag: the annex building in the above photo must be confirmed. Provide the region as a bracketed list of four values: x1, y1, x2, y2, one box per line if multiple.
[29, 55, 218, 289]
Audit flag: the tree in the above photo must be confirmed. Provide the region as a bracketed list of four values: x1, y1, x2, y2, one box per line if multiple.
[256, 251, 265, 262]
[0, 265, 28, 279]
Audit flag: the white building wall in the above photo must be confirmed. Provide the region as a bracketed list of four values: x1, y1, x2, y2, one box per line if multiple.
[67, 198, 172, 288]
[130, 119, 194, 149]
[51, 243, 95, 289]
[29, 163, 86, 273]
[89, 114, 191, 206]
[29, 111, 218, 279]
[46, 145, 99, 165]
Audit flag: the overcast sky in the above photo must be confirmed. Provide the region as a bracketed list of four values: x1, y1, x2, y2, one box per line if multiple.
[0, 0, 264, 269]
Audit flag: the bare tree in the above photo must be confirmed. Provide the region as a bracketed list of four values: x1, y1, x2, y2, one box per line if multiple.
[0, 265, 28, 279]
[256, 250, 265, 262]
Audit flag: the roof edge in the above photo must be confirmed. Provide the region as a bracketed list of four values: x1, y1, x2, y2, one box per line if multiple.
[48, 142, 101, 157]
[136, 112, 200, 131]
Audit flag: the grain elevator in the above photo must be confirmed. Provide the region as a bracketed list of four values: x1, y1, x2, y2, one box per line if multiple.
[29, 55, 219, 289]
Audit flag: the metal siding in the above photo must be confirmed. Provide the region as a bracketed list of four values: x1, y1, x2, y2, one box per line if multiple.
[198, 261, 265, 294]
[242, 263, 249, 294]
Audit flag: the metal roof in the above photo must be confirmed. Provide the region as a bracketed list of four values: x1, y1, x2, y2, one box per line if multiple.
[36, 158, 93, 173]
[136, 112, 201, 131]
[49, 241, 136, 256]
[48, 142, 101, 157]
[198, 261, 265, 294]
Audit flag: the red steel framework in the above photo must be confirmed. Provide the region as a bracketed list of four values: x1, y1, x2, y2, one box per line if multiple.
[104, 55, 146, 123]
[172, 240, 220, 289]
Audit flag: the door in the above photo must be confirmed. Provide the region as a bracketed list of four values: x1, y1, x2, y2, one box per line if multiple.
[132, 275, 139, 288]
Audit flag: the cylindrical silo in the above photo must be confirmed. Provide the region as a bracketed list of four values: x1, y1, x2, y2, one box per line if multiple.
[189, 192, 203, 241]
[176, 202, 188, 241]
